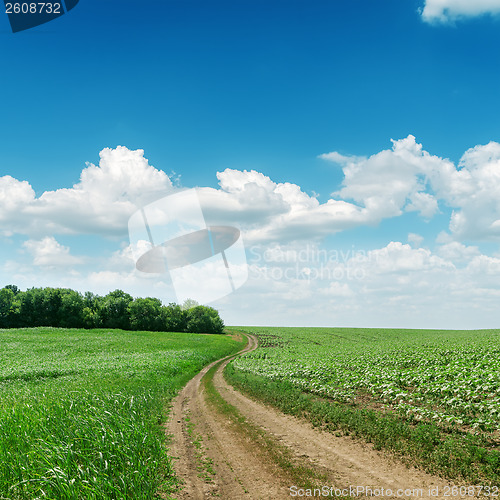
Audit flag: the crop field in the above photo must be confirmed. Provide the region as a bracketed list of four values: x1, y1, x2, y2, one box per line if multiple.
[0, 327, 244, 499]
[227, 327, 500, 483]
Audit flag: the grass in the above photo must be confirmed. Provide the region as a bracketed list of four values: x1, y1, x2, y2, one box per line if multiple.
[0, 327, 245, 499]
[225, 327, 500, 485]
[183, 413, 216, 483]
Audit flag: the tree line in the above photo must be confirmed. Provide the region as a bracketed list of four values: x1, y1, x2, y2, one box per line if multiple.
[0, 285, 225, 334]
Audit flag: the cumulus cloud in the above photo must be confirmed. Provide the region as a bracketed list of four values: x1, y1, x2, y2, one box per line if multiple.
[3, 137, 500, 248]
[465, 254, 500, 276]
[446, 142, 500, 239]
[198, 169, 291, 227]
[407, 233, 424, 248]
[199, 168, 370, 244]
[356, 241, 454, 274]
[421, 0, 500, 23]
[23, 236, 84, 267]
[325, 135, 448, 220]
[226, 140, 460, 242]
[0, 146, 173, 237]
[5, 138, 500, 328]
[436, 241, 480, 262]
[0, 176, 36, 235]
[224, 238, 500, 328]
[322, 135, 500, 243]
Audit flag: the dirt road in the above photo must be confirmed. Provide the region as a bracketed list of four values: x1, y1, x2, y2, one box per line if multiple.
[165, 334, 459, 499]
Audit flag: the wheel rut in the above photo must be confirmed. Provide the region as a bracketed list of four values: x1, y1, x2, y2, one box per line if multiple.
[165, 334, 463, 499]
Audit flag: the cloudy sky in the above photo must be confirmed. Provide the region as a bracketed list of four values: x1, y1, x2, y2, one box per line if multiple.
[2, 0, 500, 328]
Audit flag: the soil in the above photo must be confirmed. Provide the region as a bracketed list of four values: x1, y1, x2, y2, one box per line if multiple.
[164, 335, 465, 499]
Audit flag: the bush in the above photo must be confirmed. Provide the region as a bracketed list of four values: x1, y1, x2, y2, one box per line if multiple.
[185, 305, 225, 334]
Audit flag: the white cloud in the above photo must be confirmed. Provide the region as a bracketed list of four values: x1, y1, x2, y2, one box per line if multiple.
[198, 169, 291, 227]
[0, 146, 173, 237]
[0, 176, 36, 235]
[436, 241, 480, 262]
[220, 136, 459, 243]
[22, 236, 83, 267]
[198, 169, 366, 243]
[318, 281, 354, 297]
[324, 135, 446, 221]
[4, 140, 500, 328]
[322, 135, 500, 242]
[405, 191, 439, 218]
[421, 0, 500, 23]
[407, 233, 424, 248]
[444, 142, 500, 240]
[221, 238, 500, 328]
[355, 241, 454, 274]
[4, 137, 500, 247]
[465, 254, 500, 276]
[317, 151, 365, 166]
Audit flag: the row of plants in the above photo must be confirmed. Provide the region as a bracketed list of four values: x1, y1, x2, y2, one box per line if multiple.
[227, 327, 500, 484]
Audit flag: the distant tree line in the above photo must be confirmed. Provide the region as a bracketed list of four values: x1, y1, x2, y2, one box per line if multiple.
[0, 285, 224, 334]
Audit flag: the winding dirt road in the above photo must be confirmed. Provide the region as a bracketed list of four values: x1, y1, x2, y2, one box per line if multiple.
[165, 334, 460, 499]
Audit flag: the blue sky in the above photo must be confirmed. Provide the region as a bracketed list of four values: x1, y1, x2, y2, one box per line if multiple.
[3, 0, 500, 328]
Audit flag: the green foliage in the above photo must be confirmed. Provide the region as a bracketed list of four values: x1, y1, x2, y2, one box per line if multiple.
[0, 327, 244, 498]
[185, 305, 225, 335]
[180, 298, 200, 310]
[100, 290, 133, 330]
[58, 289, 84, 328]
[4, 284, 20, 295]
[228, 327, 500, 484]
[232, 327, 500, 431]
[127, 297, 163, 331]
[0, 285, 225, 334]
[162, 303, 187, 332]
[0, 288, 16, 326]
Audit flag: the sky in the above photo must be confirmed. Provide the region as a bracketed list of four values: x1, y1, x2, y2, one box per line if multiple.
[2, 0, 500, 328]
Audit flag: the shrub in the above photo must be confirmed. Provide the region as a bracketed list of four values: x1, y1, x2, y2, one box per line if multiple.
[185, 305, 225, 334]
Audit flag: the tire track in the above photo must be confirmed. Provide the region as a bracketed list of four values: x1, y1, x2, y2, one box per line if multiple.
[165, 334, 464, 499]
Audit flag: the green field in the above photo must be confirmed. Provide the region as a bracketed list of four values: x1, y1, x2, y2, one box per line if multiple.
[227, 327, 500, 484]
[0, 327, 244, 499]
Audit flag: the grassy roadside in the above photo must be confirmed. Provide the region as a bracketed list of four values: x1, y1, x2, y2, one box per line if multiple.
[0, 327, 244, 499]
[224, 362, 500, 486]
[201, 339, 329, 494]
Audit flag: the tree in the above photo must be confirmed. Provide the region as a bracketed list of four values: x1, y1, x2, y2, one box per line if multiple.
[0, 285, 226, 334]
[100, 290, 133, 330]
[82, 292, 103, 328]
[185, 305, 224, 334]
[127, 297, 162, 331]
[4, 284, 20, 295]
[44, 288, 63, 327]
[19, 288, 40, 326]
[162, 303, 187, 332]
[181, 298, 199, 310]
[0, 288, 15, 327]
[58, 289, 84, 328]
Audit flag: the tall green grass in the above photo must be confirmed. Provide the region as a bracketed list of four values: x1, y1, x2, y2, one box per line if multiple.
[0, 327, 244, 499]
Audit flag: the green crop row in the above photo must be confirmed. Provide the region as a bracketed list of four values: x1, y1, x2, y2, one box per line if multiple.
[228, 327, 500, 483]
